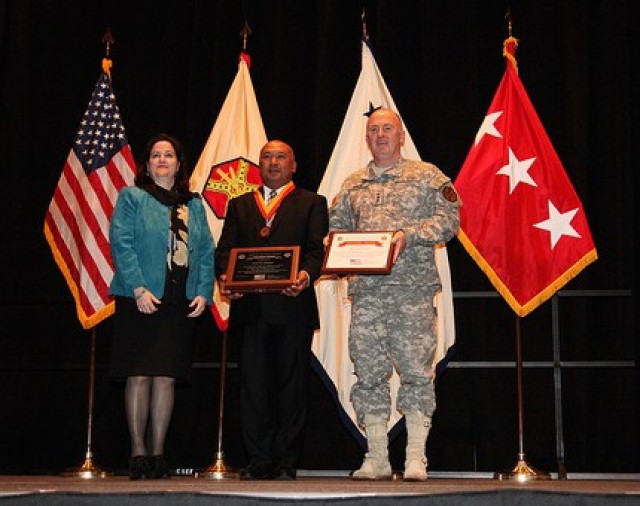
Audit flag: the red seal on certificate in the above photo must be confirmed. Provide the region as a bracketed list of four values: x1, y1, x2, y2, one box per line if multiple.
[259, 226, 271, 238]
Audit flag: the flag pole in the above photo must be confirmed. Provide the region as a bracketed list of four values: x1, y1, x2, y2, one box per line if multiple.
[494, 316, 550, 481]
[61, 327, 110, 478]
[492, 13, 549, 481]
[194, 26, 250, 479]
[192, 21, 263, 479]
[195, 327, 238, 479]
[60, 30, 120, 478]
[455, 8, 596, 481]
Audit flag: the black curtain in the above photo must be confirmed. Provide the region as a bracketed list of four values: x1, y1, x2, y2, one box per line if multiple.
[0, 0, 635, 475]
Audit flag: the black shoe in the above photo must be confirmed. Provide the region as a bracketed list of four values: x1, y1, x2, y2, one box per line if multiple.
[274, 467, 297, 480]
[129, 456, 149, 480]
[239, 464, 276, 480]
[148, 455, 171, 479]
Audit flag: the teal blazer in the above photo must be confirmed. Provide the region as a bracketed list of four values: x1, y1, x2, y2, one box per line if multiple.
[109, 187, 215, 304]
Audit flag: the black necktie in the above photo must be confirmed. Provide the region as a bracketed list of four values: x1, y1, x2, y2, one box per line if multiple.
[267, 189, 277, 203]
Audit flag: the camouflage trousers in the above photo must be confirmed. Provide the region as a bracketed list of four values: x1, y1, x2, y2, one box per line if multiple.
[349, 286, 437, 424]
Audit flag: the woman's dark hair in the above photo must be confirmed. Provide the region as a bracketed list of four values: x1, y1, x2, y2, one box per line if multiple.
[134, 133, 191, 194]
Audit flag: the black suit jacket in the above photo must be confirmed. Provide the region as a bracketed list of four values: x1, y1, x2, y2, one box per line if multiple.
[215, 187, 329, 327]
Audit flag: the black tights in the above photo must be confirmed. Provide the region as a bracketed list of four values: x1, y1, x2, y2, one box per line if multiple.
[125, 376, 175, 457]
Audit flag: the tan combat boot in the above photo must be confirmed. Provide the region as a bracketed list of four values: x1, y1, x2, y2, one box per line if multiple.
[352, 414, 392, 480]
[403, 411, 431, 481]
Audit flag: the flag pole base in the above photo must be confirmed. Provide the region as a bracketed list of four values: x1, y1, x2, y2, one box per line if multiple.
[61, 453, 111, 479]
[194, 452, 239, 480]
[494, 458, 551, 482]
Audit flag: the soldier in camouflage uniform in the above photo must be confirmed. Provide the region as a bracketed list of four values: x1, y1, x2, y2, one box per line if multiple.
[328, 109, 460, 481]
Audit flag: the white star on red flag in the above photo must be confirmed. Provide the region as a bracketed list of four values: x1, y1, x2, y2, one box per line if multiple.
[496, 146, 537, 194]
[475, 111, 503, 146]
[533, 201, 580, 249]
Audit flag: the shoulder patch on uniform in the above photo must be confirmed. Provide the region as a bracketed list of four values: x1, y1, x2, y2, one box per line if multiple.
[442, 185, 458, 203]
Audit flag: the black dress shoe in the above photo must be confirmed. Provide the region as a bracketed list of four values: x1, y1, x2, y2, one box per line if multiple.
[239, 464, 275, 480]
[147, 455, 171, 479]
[274, 467, 296, 480]
[129, 456, 149, 480]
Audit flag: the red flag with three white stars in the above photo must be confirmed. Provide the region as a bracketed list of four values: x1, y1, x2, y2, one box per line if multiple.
[454, 37, 597, 317]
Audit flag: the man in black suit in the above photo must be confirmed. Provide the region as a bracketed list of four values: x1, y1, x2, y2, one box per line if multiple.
[215, 140, 329, 480]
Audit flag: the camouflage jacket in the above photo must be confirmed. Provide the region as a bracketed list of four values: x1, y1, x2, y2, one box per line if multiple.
[329, 158, 461, 294]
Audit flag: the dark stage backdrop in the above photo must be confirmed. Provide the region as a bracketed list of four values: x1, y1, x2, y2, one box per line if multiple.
[0, 1, 635, 475]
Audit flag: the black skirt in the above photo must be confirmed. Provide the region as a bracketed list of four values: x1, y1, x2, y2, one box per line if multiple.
[109, 295, 195, 383]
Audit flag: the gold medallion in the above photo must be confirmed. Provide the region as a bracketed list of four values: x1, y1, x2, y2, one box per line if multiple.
[259, 226, 271, 238]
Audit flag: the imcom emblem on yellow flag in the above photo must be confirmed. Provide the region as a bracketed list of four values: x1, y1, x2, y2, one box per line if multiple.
[202, 157, 262, 220]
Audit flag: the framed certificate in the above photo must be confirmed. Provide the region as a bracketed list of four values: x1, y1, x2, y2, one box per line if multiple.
[322, 231, 395, 275]
[225, 246, 300, 293]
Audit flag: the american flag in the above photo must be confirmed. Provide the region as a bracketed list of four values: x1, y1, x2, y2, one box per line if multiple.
[44, 70, 136, 329]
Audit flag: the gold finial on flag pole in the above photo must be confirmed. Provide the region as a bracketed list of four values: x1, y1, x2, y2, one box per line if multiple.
[238, 21, 252, 67]
[240, 21, 252, 53]
[101, 28, 115, 78]
[502, 10, 519, 74]
[361, 8, 369, 43]
[102, 27, 114, 57]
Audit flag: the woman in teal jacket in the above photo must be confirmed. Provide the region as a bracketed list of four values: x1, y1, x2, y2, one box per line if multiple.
[109, 133, 215, 480]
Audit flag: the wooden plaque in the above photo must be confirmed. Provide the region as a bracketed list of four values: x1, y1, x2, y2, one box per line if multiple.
[322, 231, 395, 275]
[225, 246, 300, 293]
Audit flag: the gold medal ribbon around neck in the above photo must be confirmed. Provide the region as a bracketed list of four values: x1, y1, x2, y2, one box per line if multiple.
[254, 181, 295, 221]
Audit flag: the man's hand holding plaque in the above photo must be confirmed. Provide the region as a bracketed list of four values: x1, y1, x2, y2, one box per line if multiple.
[281, 270, 310, 298]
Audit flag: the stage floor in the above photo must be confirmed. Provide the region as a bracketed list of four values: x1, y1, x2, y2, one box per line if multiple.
[1, 472, 640, 504]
